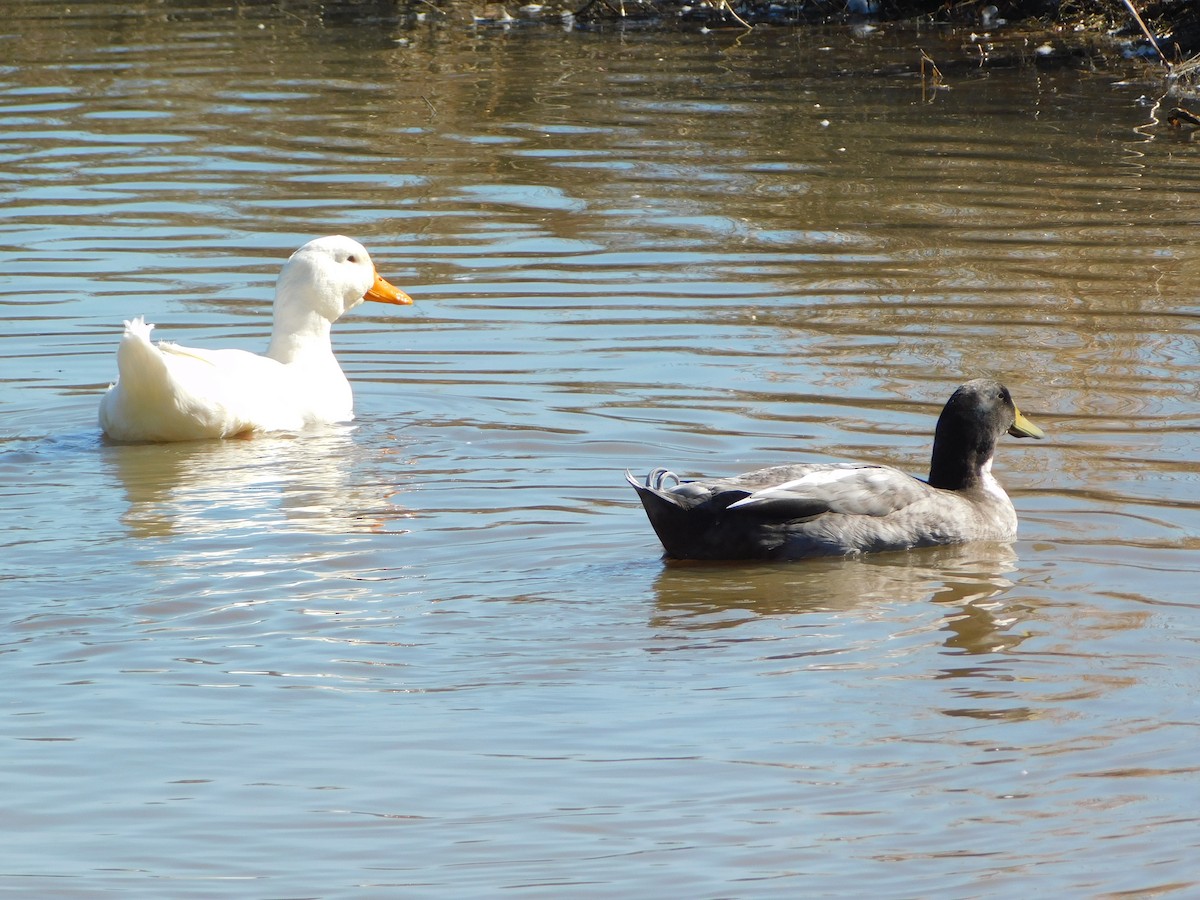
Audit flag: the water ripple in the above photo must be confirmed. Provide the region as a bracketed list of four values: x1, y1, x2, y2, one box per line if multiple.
[2, 9, 1198, 897]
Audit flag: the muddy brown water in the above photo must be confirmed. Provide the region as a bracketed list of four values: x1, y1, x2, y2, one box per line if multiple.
[2, 4, 1199, 895]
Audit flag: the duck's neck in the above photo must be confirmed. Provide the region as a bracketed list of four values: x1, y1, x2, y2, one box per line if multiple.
[927, 427, 997, 491]
[267, 305, 335, 365]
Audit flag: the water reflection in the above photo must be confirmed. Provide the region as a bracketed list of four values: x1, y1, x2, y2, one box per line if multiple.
[5, 3, 1200, 893]
[103, 427, 392, 538]
[649, 541, 1020, 642]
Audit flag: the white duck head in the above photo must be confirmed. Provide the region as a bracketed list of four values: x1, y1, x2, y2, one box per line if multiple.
[267, 235, 412, 364]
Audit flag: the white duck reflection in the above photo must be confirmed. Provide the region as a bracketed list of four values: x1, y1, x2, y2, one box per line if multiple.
[105, 427, 399, 539]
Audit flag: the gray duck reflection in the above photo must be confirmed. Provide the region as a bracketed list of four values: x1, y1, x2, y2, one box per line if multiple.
[104, 427, 388, 538]
[648, 542, 1025, 655]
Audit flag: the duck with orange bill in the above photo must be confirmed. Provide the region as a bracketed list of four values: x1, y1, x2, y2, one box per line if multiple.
[99, 235, 412, 442]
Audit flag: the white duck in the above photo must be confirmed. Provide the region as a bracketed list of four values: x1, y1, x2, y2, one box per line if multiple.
[99, 235, 412, 442]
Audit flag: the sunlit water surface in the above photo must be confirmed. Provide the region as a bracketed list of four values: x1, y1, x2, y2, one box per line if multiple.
[3, 3, 1200, 896]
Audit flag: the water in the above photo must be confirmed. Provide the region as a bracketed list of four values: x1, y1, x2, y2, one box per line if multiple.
[3, 3, 1200, 896]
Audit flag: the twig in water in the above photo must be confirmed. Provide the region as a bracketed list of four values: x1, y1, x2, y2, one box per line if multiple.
[920, 49, 945, 102]
[713, 0, 751, 29]
[1121, 0, 1167, 66]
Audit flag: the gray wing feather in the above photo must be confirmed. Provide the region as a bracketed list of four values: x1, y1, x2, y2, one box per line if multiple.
[727, 466, 932, 520]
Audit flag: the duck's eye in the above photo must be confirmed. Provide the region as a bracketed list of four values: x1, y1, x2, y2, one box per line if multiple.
[347, 254, 359, 264]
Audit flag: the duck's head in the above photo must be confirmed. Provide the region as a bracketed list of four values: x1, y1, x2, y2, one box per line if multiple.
[928, 379, 1044, 490]
[276, 235, 412, 325]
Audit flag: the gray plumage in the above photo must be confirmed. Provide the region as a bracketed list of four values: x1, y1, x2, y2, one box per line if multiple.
[627, 379, 1045, 561]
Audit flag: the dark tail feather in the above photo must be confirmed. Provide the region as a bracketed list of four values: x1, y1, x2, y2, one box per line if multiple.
[625, 470, 693, 557]
[626, 469, 774, 560]
[626, 469, 735, 559]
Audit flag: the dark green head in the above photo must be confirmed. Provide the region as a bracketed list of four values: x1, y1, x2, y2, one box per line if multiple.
[928, 379, 1044, 491]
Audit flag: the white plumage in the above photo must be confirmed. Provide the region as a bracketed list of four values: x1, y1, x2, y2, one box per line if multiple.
[99, 235, 412, 442]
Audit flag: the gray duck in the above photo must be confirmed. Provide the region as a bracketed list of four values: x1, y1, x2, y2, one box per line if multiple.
[627, 379, 1044, 560]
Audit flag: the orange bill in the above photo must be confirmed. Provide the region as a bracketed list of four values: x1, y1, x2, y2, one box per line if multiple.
[364, 270, 413, 305]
